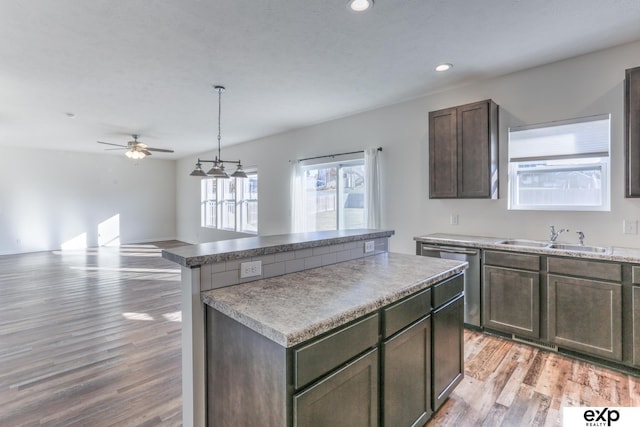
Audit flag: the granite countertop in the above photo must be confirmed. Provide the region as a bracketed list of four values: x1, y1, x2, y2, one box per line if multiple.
[202, 252, 467, 348]
[414, 233, 640, 263]
[162, 229, 394, 267]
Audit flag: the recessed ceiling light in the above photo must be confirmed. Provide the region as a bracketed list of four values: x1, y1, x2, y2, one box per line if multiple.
[435, 63, 453, 72]
[348, 0, 373, 12]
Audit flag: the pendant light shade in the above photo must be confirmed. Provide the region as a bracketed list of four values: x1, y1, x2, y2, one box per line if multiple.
[190, 161, 207, 177]
[189, 85, 247, 179]
[207, 163, 230, 179]
[231, 163, 248, 178]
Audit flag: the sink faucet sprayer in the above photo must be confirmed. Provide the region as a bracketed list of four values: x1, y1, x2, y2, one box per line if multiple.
[549, 225, 569, 242]
[576, 231, 585, 246]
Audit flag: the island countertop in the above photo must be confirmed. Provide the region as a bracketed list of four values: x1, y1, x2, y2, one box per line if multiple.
[162, 229, 394, 267]
[202, 252, 467, 348]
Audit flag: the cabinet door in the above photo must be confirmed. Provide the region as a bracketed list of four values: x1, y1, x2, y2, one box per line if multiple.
[548, 274, 622, 361]
[483, 266, 540, 338]
[432, 294, 464, 412]
[429, 107, 458, 198]
[294, 349, 378, 427]
[457, 100, 494, 198]
[383, 316, 431, 427]
[625, 66, 640, 197]
[633, 286, 640, 367]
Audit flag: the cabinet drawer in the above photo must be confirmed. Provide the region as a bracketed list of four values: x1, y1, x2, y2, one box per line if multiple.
[383, 288, 431, 338]
[433, 274, 463, 309]
[633, 266, 640, 285]
[484, 250, 539, 271]
[294, 314, 379, 390]
[548, 257, 621, 282]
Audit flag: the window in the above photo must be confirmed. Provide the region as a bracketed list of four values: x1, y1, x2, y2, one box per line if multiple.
[300, 159, 365, 231]
[201, 172, 258, 233]
[508, 114, 610, 211]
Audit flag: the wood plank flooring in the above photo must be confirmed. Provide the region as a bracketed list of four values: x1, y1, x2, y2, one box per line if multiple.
[1, 244, 638, 426]
[0, 242, 184, 426]
[427, 331, 640, 426]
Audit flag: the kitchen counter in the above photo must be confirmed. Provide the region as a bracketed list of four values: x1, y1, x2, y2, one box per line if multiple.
[202, 252, 467, 347]
[162, 229, 394, 267]
[414, 233, 640, 263]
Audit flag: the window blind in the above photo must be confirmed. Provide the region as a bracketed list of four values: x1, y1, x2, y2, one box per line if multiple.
[509, 114, 610, 161]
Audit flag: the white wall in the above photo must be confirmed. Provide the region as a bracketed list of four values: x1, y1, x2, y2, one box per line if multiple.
[177, 40, 640, 254]
[0, 146, 176, 254]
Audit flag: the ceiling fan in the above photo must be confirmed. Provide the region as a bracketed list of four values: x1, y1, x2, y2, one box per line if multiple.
[97, 134, 174, 159]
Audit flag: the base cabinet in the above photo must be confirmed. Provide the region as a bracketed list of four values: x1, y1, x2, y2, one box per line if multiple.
[432, 294, 464, 411]
[483, 265, 540, 338]
[294, 349, 379, 427]
[207, 273, 465, 427]
[633, 286, 640, 367]
[382, 316, 431, 427]
[548, 274, 622, 361]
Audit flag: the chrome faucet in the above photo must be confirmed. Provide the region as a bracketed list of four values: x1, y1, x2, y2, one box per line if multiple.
[549, 225, 569, 242]
[576, 231, 585, 246]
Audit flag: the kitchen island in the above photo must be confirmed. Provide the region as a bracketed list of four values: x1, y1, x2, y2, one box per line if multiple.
[162, 229, 467, 426]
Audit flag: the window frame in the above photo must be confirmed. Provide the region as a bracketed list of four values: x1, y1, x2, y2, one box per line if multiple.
[200, 170, 258, 234]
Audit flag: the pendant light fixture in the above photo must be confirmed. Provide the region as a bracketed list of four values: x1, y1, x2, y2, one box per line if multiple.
[190, 85, 247, 178]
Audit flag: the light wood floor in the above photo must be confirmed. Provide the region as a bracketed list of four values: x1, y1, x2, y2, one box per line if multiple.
[1, 244, 639, 426]
[428, 330, 640, 426]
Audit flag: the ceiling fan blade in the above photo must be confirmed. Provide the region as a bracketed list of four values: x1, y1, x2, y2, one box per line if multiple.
[97, 141, 127, 148]
[104, 148, 127, 151]
[146, 147, 175, 153]
[141, 149, 152, 156]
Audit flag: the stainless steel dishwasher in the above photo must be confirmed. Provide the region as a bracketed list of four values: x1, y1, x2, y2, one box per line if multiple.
[418, 243, 481, 329]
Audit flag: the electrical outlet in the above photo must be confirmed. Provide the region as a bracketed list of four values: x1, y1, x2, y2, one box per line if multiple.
[623, 219, 638, 235]
[240, 260, 262, 278]
[364, 241, 375, 253]
[450, 214, 459, 226]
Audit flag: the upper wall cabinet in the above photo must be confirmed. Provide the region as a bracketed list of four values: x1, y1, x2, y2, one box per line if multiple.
[429, 100, 499, 199]
[625, 66, 640, 197]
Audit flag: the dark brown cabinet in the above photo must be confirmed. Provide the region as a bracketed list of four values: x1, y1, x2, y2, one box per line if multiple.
[633, 286, 640, 367]
[382, 316, 431, 427]
[548, 274, 622, 361]
[429, 99, 499, 199]
[207, 273, 465, 427]
[547, 257, 623, 362]
[483, 251, 540, 338]
[294, 349, 379, 427]
[432, 294, 464, 412]
[625, 66, 640, 197]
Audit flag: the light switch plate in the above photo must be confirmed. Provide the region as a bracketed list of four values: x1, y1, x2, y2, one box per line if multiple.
[623, 219, 638, 235]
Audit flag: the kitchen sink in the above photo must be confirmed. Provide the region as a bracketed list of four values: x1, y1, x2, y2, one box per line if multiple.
[548, 243, 610, 254]
[496, 239, 550, 248]
[497, 239, 611, 254]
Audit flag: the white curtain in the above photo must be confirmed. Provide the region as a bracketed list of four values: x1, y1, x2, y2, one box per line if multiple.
[364, 148, 381, 229]
[290, 161, 304, 232]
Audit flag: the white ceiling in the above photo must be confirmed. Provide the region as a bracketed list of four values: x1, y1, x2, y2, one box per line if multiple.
[1, 0, 640, 159]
